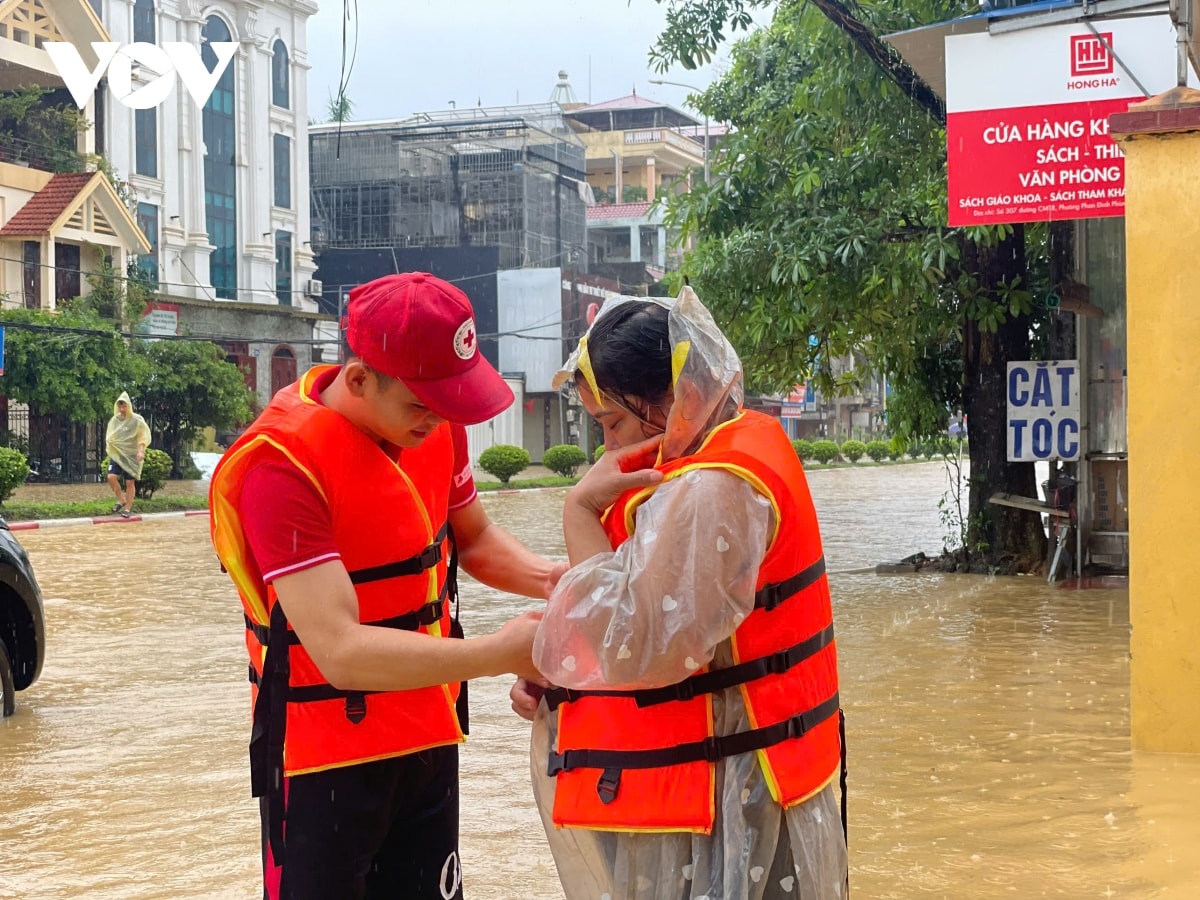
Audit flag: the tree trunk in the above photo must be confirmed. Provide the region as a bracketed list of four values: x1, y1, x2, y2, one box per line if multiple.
[961, 224, 1049, 573]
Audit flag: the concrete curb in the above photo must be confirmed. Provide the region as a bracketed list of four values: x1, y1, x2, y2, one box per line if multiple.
[478, 485, 572, 497]
[6, 509, 210, 531]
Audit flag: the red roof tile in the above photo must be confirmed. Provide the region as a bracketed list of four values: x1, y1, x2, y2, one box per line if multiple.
[587, 201, 653, 221]
[0, 172, 97, 237]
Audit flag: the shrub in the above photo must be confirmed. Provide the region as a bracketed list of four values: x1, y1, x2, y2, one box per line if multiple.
[104, 448, 173, 499]
[478, 444, 531, 484]
[907, 441, 925, 460]
[887, 445, 903, 461]
[840, 439, 867, 463]
[593, 444, 606, 462]
[0, 447, 29, 503]
[921, 441, 936, 461]
[542, 444, 587, 478]
[865, 440, 890, 463]
[791, 438, 815, 462]
[810, 440, 841, 464]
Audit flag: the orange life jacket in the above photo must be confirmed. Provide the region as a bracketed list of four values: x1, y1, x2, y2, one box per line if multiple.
[544, 411, 841, 833]
[210, 366, 465, 853]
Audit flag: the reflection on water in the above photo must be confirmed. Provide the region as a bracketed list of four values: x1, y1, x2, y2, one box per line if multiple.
[2, 462, 1197, 898]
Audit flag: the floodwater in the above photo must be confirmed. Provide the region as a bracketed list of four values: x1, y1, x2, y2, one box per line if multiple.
[3, 462, 1199, 898]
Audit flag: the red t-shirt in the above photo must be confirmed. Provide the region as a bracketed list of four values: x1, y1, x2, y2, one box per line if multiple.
[239, 370, 477, 583]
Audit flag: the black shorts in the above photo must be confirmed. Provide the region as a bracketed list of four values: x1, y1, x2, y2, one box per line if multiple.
[263, 745, 463, 900]
[107, 460, 135, 481]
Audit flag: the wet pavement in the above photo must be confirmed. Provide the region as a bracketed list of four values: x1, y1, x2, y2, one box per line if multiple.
[3, 462, 1198, 898]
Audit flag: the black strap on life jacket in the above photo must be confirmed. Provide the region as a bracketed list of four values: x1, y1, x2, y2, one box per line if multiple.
[247, 520, 455, 863]
[754, 555, 826, 611]
[244, 597, 447, 650]
[250, 600, 291, 863]
[542, 623, 835, 712]
[444, 524, 468, 735]
[347, 522, 449, 585]
[546, 692, 840, 796]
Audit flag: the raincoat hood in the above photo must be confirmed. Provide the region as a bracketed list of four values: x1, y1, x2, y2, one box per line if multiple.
[113, 391, 134, 417]
[553, 286, 744, 461]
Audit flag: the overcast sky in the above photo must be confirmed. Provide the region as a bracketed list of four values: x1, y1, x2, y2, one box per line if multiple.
[305, 0, 772, 123]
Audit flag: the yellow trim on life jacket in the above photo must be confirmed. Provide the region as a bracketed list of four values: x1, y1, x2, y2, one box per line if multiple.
[212, 434, 330, 625]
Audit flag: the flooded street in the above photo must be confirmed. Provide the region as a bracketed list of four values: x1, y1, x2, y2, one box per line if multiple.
[3, 462, 1199, 898]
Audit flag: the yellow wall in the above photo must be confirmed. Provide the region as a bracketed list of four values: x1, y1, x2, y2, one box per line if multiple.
[1116, 124, 1200, 752]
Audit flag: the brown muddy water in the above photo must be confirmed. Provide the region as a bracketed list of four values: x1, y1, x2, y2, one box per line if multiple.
[2, 462, 1198, 899]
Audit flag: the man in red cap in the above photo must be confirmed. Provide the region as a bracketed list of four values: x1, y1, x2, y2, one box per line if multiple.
[210, 273, 558, 900]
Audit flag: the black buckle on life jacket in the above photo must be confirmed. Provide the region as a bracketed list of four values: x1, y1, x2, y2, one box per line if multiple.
[786, 711, 810, 740]
[768, 649, 792, 676]
[757, 582, 786, 612]
[345, 692, 367, 724]
[674, 677, 697, 701]
[596, 767, 621, 804]
[755, 555, 827, 612]
[546, 751, 567, 777]
[702, 735, 723, 763]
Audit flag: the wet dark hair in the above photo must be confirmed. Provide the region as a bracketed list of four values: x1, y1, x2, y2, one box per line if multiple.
[584, 302, 673, 411]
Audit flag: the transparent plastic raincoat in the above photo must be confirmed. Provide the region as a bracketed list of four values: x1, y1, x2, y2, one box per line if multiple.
[531, 289, 847, 899]
[105, 391, 151, 480]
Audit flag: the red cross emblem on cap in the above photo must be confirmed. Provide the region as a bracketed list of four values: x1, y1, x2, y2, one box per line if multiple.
[453, 319, 477, 360]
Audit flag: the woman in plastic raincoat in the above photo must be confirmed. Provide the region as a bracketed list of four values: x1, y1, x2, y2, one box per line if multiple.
[106, 391, 151, 517]
[518, 288, 847, 900]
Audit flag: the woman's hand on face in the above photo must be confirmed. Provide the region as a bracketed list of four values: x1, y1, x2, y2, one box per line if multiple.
[568, 434, 664, 516]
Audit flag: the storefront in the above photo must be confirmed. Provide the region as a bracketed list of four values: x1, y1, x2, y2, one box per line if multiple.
[886, 1, 1194, 574]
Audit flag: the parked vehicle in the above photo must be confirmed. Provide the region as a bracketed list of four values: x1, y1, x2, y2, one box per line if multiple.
[0, 519, 44, 717]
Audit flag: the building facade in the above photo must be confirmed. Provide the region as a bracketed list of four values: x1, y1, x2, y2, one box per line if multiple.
[92, 0, 325, 406]
[562, 86, 706, 286]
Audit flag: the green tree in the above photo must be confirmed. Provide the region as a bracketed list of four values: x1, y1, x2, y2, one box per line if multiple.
[326, 90, 355, 123]
[0, 85, 88, 172]
[128, 340, 254, 474]
[652, 0, 1047, 572]
[0, 308, 131, 421]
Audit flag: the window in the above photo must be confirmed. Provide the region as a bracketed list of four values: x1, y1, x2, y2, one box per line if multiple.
[54, 242, 81, 302]
[134, 108, 157, 177]
[275, 231, 292, 306]
[202, 15, 237, 300]
[271, 40, 290, 109]
[273, 134, 291, 209]
[22, 241, 40, 309]
[133, 0, 154, 43]
[88, 0, 102, 20]
[136, 202, 159, 284]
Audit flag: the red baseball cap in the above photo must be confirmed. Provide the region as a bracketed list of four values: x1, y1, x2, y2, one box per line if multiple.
[342, 273, 513, 425]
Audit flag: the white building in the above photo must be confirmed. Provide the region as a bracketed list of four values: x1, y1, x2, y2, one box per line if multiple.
[86, 0, 328, 404]
[92, 0, 319, 310]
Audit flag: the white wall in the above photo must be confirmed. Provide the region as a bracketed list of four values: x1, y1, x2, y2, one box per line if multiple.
[466, 376, 525, 465]
[97, 0, 318, 309]
[497, 267, 562, 394]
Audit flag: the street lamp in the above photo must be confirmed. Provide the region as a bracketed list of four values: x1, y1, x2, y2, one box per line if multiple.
[649, 78, 710, 184]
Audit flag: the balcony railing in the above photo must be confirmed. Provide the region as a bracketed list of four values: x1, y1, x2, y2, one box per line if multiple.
[623, 129, 704, 155]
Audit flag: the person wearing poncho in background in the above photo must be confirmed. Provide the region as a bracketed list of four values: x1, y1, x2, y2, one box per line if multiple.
[512, 287, 848, 899]
[105, 391, 151, 518]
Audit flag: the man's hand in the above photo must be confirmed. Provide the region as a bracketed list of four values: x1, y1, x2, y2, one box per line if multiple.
[509, 676, 550, 722]
[543, 560, 570, 599]
[486, 610, 545, 682]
